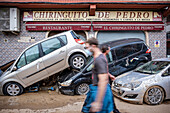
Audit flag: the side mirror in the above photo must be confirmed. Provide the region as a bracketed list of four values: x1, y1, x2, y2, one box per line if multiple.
[12, 66, 17, 71]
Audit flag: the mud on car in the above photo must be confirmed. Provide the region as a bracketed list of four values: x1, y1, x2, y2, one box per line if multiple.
[112, 58, 170, 105]
[0, 30, 87, 96]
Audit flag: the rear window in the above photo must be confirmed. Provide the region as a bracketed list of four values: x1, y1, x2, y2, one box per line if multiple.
[71, 31, 79, 39]
[70, 31, 86, 41]
[142, 43, 148, 51]
[131, 43, 142, 53]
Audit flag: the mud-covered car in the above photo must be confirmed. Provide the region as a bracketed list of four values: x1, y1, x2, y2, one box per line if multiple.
[112, 58, 170, 105]
[0, 30, 87, 96]
[59, 38, 152, 95]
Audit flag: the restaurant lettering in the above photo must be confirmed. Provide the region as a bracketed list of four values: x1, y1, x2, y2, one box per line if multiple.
[93, 25, 164, 31]
[23, 11, 162, 22]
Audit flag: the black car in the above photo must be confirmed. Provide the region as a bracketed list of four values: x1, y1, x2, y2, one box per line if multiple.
[59, 38, 152, 95]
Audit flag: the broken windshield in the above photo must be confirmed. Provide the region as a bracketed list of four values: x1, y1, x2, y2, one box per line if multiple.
[135, 61, 169, 74]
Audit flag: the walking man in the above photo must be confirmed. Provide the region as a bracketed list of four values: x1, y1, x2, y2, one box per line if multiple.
[82, 38, 114, 113]
[101, 45, 120, 113]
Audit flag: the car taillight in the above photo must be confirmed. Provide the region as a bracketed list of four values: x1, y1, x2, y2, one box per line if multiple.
[146, 48, 151, 53]
[75, 39, 85, 45]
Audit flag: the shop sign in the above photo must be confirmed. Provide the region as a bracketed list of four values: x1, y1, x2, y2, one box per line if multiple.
[23, 11, 162, 22]
[26, 25, 91, 31]
[93, 22, 164, 31]
[93, 25, 164, 31]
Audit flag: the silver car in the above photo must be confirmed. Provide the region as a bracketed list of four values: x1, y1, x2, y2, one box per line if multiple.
[0, 30, 87, 96]
[112, 58, 170, 105]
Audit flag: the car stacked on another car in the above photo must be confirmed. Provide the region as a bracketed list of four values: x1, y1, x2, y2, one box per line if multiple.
[59, 38, 152, 95]
[0, 30, 88, 96]
[112, 58, 170, 105]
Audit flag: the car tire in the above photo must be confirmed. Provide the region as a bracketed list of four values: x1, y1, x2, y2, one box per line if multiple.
[144, 86, 164, 105]
[3, 82, 24, 96]
[75, 83, 90, 95]
[70, 54, 86, 69]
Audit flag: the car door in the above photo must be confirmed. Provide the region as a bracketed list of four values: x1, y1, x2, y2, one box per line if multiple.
[112, 45, 133, 75]
[106, 49, 118, 76]
[16, 44, 48, 85]
[161, 67, 170, 99]
[41, 36, 67, 75]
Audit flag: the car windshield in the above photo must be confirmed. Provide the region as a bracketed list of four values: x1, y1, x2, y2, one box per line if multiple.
[80, 56, 93, 71]
[135, 61, 169, 74]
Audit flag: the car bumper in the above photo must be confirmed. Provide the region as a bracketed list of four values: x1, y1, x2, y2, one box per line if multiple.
[0, 84, 4, 95]
[59, 85, 75, 96]
[112, 86, 144, 104]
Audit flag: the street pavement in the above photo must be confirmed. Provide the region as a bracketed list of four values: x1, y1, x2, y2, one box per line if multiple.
[0, 91, 169, 113]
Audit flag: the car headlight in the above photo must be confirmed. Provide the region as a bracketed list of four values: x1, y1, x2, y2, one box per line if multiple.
[123, 81, 142, 89]
[60, 79, 72, 86]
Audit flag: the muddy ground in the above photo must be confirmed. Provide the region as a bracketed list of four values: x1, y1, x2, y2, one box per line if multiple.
[0, 91, 170, 113]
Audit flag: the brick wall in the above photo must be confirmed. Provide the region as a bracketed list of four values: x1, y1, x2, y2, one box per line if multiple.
[148, 17, 167, 59]
[0, 13, 167, 66]
[0, 12, 46, 65]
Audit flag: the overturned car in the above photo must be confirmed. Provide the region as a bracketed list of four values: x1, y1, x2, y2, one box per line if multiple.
[0, 30, 87, 96]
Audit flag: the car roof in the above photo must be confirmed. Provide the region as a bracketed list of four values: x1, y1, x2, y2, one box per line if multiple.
[153, 58, 170, 62]
[23, 30, 72, 51]
[100, 38, 144, 48]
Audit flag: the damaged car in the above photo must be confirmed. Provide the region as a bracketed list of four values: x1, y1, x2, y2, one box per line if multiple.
[59, 38, 152, 95]
[0, 30, 87, 96]
[58, 56, 93, 95]
[112, 58, 170, 105]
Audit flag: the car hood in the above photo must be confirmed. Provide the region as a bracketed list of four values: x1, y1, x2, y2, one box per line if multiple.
[115, 71, 152, 84]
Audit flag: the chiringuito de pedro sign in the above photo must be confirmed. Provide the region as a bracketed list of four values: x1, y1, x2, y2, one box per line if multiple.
[23, 11, 162, 21]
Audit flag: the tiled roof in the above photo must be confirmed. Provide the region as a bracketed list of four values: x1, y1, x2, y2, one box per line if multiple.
[0, 0, 170, 3]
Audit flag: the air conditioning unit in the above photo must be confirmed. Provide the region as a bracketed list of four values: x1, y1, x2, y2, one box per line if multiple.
[0, 8, 20, 32]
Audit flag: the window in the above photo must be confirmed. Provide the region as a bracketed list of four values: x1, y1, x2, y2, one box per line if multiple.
[162, 68, 170, 76]
[41, 38, 61, 55]
[71, 31, 79, 39]
[135, 61, 169, 75]
[16, 54, 26, 68]
[142, 43, 148, 51]
[115, 45, 133, 60]
[106, 52, 113, 63]
[25, 45, 40, 64]
[86, 63, 93, 72]
[131, 43, 142, 53]
[58, 35, 67, 45]
[106, 50, 116, 63]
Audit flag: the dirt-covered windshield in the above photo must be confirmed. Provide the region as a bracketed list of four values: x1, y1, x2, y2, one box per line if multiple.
[135, 61, 170, 74]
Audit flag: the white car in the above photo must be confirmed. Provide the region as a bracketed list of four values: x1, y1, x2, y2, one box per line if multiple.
[112, 58, 170, 105]
[0, 30, 88, 96]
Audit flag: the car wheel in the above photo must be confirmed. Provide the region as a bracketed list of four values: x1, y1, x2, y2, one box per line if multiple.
[144, 86, 164, 105]
[3, 82, 23, 96]
[76, 83, 90, 95]
[70, 54, 86, 69]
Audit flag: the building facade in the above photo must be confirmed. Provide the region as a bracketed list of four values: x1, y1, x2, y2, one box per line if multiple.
[0, 0, 170, 65]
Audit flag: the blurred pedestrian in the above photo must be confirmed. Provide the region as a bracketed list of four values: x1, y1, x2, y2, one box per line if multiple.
[101, 45, 121, 113]
[82, 38, 114, 113]
[101, 45, 116, 83]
